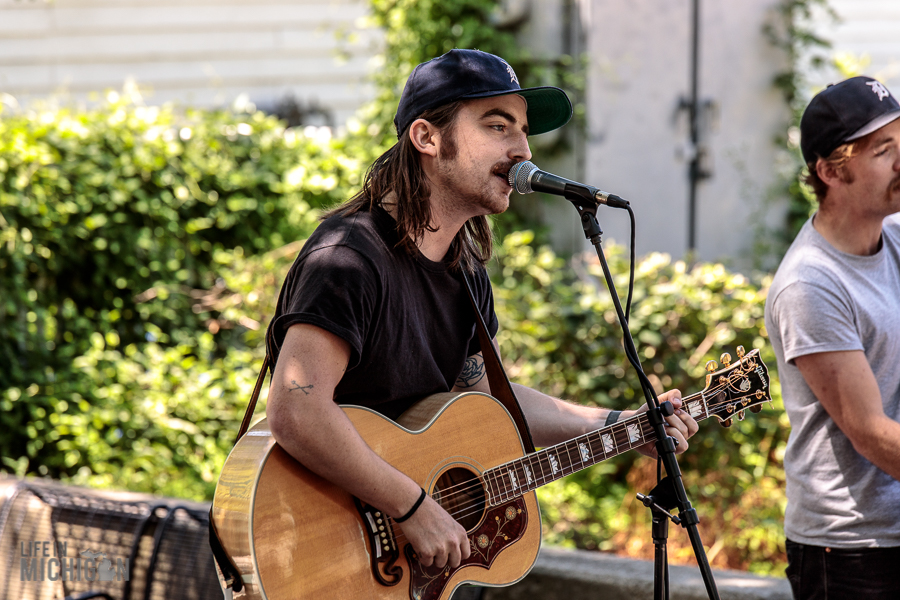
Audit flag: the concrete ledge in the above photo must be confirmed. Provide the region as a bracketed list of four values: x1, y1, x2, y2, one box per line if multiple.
[480, 546, 791, 600]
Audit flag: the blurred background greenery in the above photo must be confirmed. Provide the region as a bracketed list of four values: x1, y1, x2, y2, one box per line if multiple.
[3, 0, 835, 578]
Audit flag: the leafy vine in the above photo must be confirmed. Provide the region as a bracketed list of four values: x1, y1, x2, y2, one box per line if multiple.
[762, 0, 836, 246]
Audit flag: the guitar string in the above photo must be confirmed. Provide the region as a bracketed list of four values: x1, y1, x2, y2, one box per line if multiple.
[388, 418, 663, 537]
[417, 372, 757, 516]
[383, 368, 760, 547]
[412, 383, 719, 505]
[383, 418, 663, 548]
[409, 411, 664, 517]
[384, 401, 742, 549]
[408, 358, 760, 506]
[421, 402, 686, 528]
[397, 375, 742, 524]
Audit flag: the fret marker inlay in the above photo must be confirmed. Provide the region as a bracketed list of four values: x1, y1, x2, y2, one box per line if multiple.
[578, 442, 591, 462]
[507, 469, 518, 491]
[602, 433, 615, 454]
[548, 453, 559, 475]
[627, 423, 641, 444]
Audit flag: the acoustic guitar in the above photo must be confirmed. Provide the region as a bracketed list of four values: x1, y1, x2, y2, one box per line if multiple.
[212, 347, 770, 600]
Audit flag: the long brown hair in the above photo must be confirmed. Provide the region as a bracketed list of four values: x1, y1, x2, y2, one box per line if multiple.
[323, 101, 494, 273]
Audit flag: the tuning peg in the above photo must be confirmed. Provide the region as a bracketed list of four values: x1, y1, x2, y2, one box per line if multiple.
[720, 352, 732, 367]
[738, 411, 745, 421]
[706, 360, 719, 373]
[736, 346, 745, 359]
[721, 418, 733, 428]
[749, 405, 763, 414]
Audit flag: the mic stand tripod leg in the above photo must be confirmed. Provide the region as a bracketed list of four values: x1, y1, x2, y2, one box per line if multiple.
[638, 476, 681, 600]
[653, 507, 669, 600]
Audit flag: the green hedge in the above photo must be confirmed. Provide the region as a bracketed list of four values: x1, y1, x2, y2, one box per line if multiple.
[0, 95, 362, 482]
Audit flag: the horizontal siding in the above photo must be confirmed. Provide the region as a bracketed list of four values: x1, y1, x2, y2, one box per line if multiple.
[812, 0, 900, 88]
[826, 0, 900, 20]
[0, 0, 382, 125]
[0, 3, 371, 36]
[0, 30, 380, 65]
[1, 56, 372, 89]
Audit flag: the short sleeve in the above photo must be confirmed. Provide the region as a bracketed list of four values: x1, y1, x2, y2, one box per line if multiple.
[268, 244, 379, 369]
[770, 280, 864, 364]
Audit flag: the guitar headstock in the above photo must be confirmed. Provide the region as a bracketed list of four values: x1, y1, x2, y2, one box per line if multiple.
[700, 347, 771, 427]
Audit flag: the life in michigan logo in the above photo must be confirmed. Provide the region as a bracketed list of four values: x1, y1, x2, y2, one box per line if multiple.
[20, 541, 130, 582]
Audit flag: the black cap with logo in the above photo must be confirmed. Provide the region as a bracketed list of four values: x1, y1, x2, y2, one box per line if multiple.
[393, 49, 573, 138]
[800, 76, 900, 164]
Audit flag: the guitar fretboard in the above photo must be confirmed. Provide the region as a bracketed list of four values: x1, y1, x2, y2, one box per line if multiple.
[483, 392, 709, 505]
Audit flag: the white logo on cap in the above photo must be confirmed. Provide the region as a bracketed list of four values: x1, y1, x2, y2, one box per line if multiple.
[866, 80, 891, 101]
[504, 62, 519, 85]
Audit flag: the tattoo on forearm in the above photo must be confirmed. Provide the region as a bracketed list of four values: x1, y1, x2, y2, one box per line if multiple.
[289, 380, 314, 395]
[456, 356, 486, 388]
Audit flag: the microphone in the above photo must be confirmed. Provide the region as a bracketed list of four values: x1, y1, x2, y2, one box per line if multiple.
[508, 161, 630, 209]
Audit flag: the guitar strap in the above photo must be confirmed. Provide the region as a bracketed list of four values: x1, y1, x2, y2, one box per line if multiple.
[236, 350, 271, 442]
[461, 269, 536, 454]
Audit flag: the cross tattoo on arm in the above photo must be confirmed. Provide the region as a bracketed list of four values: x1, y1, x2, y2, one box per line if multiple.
[289, 380, 314, 395]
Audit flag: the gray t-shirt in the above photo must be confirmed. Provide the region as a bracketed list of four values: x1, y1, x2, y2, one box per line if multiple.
[765, 215, 900, 548]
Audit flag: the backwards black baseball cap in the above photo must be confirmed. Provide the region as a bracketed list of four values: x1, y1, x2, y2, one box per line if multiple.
[800, 75, 900, 164]
[393, 49, 573, 138]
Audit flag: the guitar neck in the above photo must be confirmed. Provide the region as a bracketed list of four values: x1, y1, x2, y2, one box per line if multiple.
[482, 391, 710, 505]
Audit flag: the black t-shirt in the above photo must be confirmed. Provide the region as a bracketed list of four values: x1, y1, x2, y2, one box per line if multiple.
[267, 205, 499, 420]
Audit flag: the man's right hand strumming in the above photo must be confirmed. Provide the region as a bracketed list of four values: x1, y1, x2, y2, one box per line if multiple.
[394, 492, 472, 569]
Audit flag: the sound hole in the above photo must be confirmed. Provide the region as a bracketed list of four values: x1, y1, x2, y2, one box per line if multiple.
[432, 467, 486, 532]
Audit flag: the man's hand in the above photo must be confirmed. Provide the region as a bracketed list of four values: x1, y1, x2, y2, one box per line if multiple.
[395, 494, 471, 569]
[628, 389, 699, 459]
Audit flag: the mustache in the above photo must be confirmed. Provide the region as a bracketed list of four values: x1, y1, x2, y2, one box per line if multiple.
[492, 160, 518, 178]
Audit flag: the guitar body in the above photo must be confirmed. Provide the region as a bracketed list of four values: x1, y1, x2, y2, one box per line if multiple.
[212, 392, 541, 600]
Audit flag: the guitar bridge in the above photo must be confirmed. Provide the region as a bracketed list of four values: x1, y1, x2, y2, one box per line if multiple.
[353, 497, 402, 587]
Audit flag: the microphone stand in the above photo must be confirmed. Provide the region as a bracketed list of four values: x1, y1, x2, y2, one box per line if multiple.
[563, 188, 720, 600]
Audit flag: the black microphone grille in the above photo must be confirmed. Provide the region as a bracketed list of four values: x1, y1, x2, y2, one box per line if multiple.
[508, 161, 538, 194]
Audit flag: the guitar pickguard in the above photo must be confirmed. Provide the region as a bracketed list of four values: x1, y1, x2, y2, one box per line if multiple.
[405, 498, 528, 600]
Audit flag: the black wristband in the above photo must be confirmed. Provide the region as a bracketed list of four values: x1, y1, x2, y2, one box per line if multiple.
[394, 487, 427, 523]
[605, 410, 622, 427]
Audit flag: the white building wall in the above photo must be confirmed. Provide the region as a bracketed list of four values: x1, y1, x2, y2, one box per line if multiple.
[811, 0, 900, 90]
[579, 0, 789, 266]
[0, 0, 380, 125]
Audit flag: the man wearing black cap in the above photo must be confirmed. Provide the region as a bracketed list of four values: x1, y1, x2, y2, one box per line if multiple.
[263, 49, 698, 572]
[765, 76, 900, 599]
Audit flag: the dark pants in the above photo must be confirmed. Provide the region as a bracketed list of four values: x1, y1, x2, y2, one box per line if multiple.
[786, 539, 900, 600]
